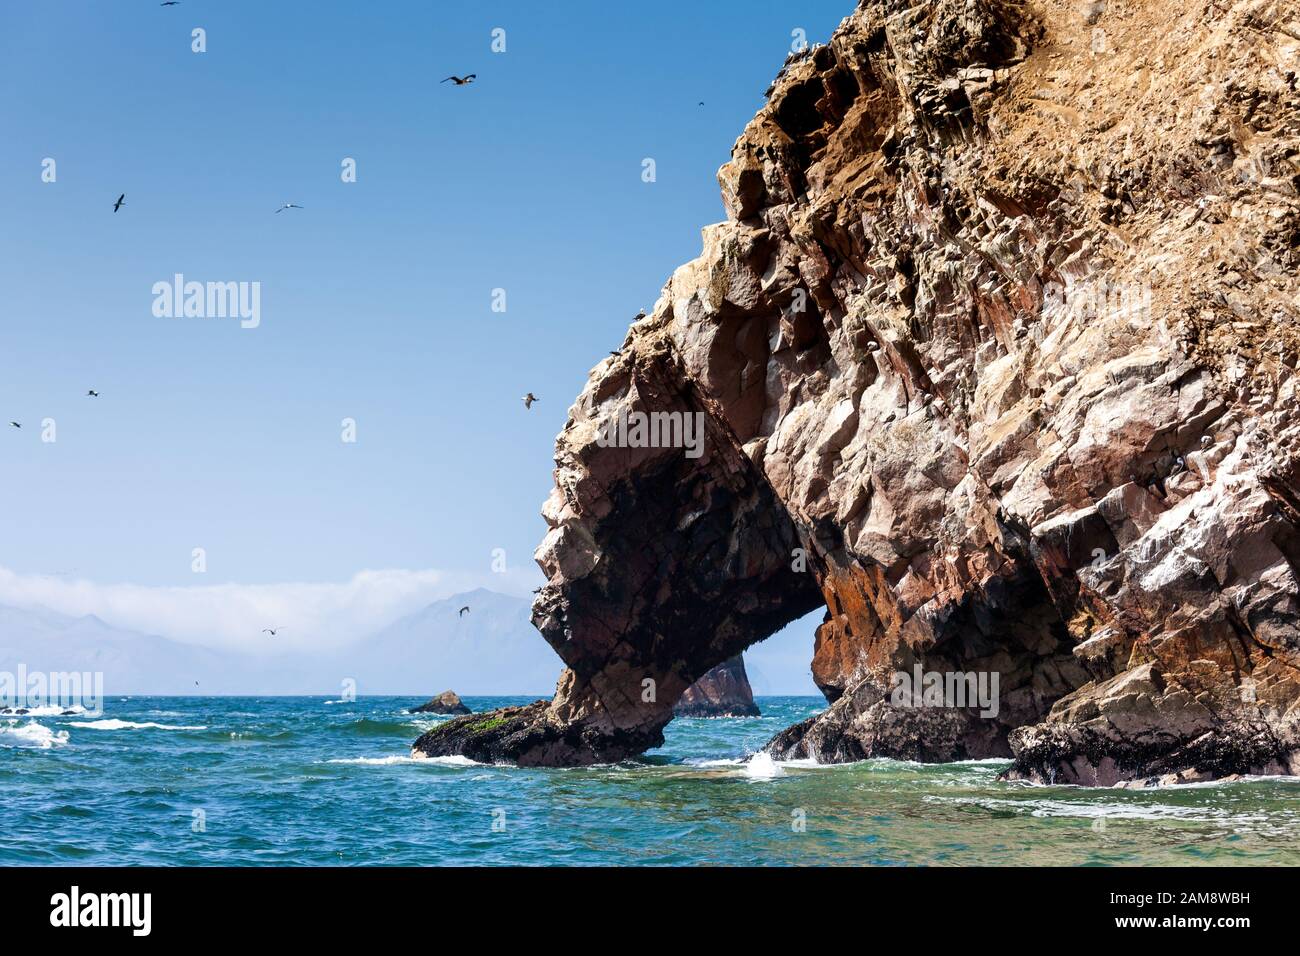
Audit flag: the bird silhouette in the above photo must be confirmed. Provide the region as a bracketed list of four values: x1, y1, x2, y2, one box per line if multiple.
[113, 194, 125, 213]
[275, 203, 303, 214]
[87, 390, 99, 398]
[458, 606, 470, 617]
[8, 422, 19, 429]
[522, 393, 538, 409]
[161, 1, 180, 6]
[441, 74, 477, 86]
[262, 628, 282, 637]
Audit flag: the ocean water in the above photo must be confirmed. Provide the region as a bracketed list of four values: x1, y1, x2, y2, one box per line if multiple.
[2, 696, 1297, 866]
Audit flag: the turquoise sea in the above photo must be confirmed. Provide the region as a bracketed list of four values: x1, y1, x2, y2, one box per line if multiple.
[3, 696, 1298, 866]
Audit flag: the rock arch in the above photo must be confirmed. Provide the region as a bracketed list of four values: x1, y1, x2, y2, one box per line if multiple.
[415, 0, 1300, 782]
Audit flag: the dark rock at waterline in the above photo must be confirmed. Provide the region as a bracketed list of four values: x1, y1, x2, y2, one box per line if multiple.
[674, 656, 761, 718]
[766, 675, 1010, 764]
[410, 699, 659, 766]
[998, 665, 1300, 785]
[409, 690, 471, 715]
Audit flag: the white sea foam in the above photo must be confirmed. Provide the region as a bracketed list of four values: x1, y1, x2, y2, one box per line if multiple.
[0, 703, 86, 718]
[924, 794, 1277, 824]
[422, 754, 482, 767]
[328, 753, 483, 767]
[684, 753, 838, 773]
[743, 751, 786, 779]
[0, 720, 69, 749]
[999, 770, 1300, 791]
[69, 719, 206, 731]
[1168, 774, 1300, 790]
[683, 757, 745, 767]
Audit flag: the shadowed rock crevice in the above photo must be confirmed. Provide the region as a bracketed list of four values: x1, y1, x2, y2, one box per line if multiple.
[415, 0, 1300, 781]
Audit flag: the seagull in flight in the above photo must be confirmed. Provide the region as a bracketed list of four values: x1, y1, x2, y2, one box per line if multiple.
[275, 203, 303, 214]
[458, 606, 470, 617]
[113, 194, 125, 213]
[8, 422, 19, 429]
[522, 392, 538, 410]
[161, 1, 180, 6]
[441, 74, 477, 86]
[262, 627, 283, 637]
[87, 390, 100, 398]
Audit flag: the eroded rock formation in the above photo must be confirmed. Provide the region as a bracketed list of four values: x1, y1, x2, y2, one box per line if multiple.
[415, 0, 1300, 782]
[674, 655, 762, 718]
[410, 691, 470, 715]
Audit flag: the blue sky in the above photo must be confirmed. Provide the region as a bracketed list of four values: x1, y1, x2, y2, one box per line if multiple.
[0, 1, 846, 690]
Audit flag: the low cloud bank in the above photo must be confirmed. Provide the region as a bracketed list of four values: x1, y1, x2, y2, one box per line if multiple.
[0, 565, 540, 653]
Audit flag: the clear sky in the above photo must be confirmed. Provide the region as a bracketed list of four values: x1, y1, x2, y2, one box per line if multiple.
[0, 1, 847, 688]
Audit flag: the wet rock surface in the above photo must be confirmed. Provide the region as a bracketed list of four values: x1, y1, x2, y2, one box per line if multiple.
[415, 0, 1300, 782]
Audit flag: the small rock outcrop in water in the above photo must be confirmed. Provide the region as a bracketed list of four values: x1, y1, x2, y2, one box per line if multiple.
[409, 691, 471, 715]
[415, 0, 1300, 782]
[674, 656, 761, 718]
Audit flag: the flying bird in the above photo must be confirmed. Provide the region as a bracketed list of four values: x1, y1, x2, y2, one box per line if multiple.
[8, 422, 19, 429]
[275, 203, 303, 214]
[441, 74, 477, 86]
[262, 628, 282, 637]
[87, 390, 99, 398]
[112, 194, 125, 213]
[458, 606, 470, 617]
[521, 393, 538, 409]
[161, 1, 180, 6]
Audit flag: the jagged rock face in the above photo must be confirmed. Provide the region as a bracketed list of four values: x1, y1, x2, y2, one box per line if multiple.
[415, 0, 1300, 781]
[674, 655, 762, 718]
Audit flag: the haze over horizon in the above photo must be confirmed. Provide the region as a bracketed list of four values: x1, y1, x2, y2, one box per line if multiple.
[0, 586, 821, 696]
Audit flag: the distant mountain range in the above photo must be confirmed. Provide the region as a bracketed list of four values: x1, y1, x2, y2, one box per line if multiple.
[331, 588, 561, 696]
[0, 587, 820, 697]
[0, 603, 241, 695]
[0, 588, 561, 697]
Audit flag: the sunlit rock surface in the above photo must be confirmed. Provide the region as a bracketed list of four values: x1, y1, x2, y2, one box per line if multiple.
[416, 0, 1300, 782]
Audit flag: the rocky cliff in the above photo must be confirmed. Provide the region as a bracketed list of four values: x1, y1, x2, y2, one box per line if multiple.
[674, 655, 762, 718]
[414, 0, 1300, 783]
